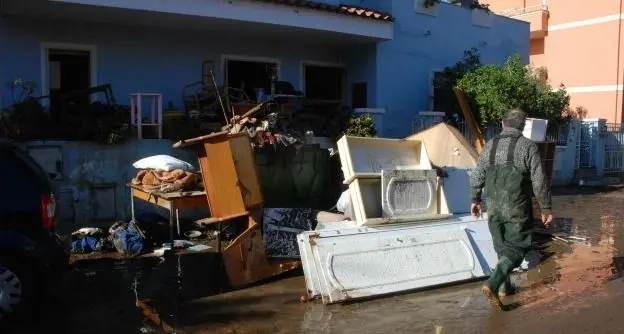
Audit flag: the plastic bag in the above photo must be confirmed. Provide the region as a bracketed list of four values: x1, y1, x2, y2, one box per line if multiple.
[71, 236, 103, 254]
[132, 155, 194, 171]
[336, 190, 350, 213]
[109, 221, 146, 256]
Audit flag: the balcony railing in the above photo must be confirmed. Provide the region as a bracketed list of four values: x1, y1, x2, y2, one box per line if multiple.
[498, 4, 548, 18]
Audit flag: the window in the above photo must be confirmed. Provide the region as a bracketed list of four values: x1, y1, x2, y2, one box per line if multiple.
[351, 82, 367, 109]
[303, 64, 345, 101]
[224, 58, 279, 100]
[430, 70, 446, 111]
[47, 48, 92, 115]
[0, 149, 42, 211]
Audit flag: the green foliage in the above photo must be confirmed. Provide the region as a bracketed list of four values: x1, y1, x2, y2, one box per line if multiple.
[344, 114, 377, 137]
[457, 54, 570, 127]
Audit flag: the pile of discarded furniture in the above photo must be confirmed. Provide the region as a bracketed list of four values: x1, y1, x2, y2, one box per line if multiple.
[297, 124, 500, 304]
[174, 131, 301, 287]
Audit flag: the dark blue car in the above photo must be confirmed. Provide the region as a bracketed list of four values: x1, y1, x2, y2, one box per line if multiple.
[0, 140, 70, 323]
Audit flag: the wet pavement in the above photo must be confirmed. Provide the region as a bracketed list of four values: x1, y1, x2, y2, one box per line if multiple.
[9, 186, 624, 334]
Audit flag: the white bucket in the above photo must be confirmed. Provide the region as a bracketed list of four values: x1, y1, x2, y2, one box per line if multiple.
[523, 118, 548, 142]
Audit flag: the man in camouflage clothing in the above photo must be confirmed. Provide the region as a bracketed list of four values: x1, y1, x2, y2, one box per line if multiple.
[470, 108, 553, 310]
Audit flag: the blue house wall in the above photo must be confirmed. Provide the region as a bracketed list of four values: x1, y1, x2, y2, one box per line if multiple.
[375, 1, 530, 138]
[0, 1, 529, 139]
[0, 16, 344, 109]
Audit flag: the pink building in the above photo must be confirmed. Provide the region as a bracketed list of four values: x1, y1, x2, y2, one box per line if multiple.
[490, 0, 624, 123]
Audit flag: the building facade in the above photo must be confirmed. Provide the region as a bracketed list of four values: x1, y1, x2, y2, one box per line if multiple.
[0, 0, 529, 138]
[491, 0, 624, 123]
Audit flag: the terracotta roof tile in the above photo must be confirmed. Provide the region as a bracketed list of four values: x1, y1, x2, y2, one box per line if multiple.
[251, 0, 394, 22]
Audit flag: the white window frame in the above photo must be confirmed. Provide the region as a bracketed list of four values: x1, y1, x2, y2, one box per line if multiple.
[40, 42, 98, 107]
[429, 68, 444, 111]
[300, 60, 346, 101]
[221, 54, 281, 92]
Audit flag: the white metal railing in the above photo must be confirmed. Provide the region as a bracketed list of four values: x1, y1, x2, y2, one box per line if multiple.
[413, 115, 568, 147]
[498, 3, 548, 17]
[603, 123, 624, 174]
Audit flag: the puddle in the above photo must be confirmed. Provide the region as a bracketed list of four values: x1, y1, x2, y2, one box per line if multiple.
[10, 187, 624, 333]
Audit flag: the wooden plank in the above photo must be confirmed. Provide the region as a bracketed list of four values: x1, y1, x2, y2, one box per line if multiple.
[131, 188, 170, 209]
[128, 185, 206, 200]
[195, 211, 249, 226]
[171, 195, 209, 210]
[172, 130, 229, 149]
[221, 212, 300, 287]
[197, 139, 247, 218]
[229, 135, 264, 208]
[129, 186, 208, 209]
[453, 87, 485, 154]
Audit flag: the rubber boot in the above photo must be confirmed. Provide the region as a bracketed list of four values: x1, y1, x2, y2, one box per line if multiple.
[498, 276, 515, 298]
[482, 257, 513, 310]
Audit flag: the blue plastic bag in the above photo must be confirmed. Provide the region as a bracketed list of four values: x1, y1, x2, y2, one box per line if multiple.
[109, 221, 145, 255]
[71, 236, 103, 254]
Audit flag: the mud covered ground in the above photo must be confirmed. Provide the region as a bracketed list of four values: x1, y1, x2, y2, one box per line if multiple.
[9, 186, 624, 334]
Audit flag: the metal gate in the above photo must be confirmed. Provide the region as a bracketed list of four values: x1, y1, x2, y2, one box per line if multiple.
[603, 123, 624, 175]
[576, 122, 592, 168]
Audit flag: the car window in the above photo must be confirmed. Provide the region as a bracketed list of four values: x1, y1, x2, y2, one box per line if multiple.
[9, 145, 51, 187]
[0, 148, 44, 212]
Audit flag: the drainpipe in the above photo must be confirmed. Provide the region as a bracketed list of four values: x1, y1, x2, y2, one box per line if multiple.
[617, 0, 623, 122]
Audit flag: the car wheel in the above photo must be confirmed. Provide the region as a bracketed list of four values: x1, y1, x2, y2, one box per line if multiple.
[0, 256, 36, 322]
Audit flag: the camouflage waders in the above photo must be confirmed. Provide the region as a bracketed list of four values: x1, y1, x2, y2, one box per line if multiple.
[482, 134, 533, 308]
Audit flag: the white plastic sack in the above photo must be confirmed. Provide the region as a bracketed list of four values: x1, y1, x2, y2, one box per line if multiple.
[336, 190, 350, 213]
[336, 189, 354, 219]
[132, 155, 194, 171]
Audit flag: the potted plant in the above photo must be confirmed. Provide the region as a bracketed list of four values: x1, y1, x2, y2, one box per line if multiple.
[344, 113, 377, 138]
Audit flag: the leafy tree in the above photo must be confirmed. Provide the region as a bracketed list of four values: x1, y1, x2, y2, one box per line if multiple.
[457, 54, 571, 127]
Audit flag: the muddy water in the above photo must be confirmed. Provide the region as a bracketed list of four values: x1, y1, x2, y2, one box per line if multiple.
[11, 186, 624, 334]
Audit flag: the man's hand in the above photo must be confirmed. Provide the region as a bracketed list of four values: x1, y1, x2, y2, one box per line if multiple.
[541, 214, 554, 227]
[471, 203, 482, 219]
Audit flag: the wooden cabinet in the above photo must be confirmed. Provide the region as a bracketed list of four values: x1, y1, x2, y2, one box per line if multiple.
[194, 132, 263, 217]
[173, 131, 298, 287]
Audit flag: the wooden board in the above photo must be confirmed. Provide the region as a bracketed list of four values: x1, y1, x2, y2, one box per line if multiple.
[130, 187, 208, 210]
[198, 138, 246, 218]
[454, 87, 485, 154]
[406, 123, 478, 168]
[221, 211, 300, 287]
[229, 134, 263, 209]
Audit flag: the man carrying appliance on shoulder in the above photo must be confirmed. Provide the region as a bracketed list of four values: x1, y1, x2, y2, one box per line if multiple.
[470, 108, 554, 310]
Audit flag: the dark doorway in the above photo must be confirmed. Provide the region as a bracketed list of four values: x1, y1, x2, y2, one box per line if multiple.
[303, 65, 344, 101]
[351, 82, 367, 109]
[225, 59, 277, 100]
[48, 49, 91, 116]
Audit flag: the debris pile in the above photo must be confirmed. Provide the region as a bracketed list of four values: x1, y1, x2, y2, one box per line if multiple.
[131, 169, 202, 192]
[131, 155, 202, 192]
[220, 99, 349, 148]
[222, 101, 299, 148]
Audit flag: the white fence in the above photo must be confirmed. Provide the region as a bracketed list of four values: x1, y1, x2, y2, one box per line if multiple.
[412, 115, 624, 183]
